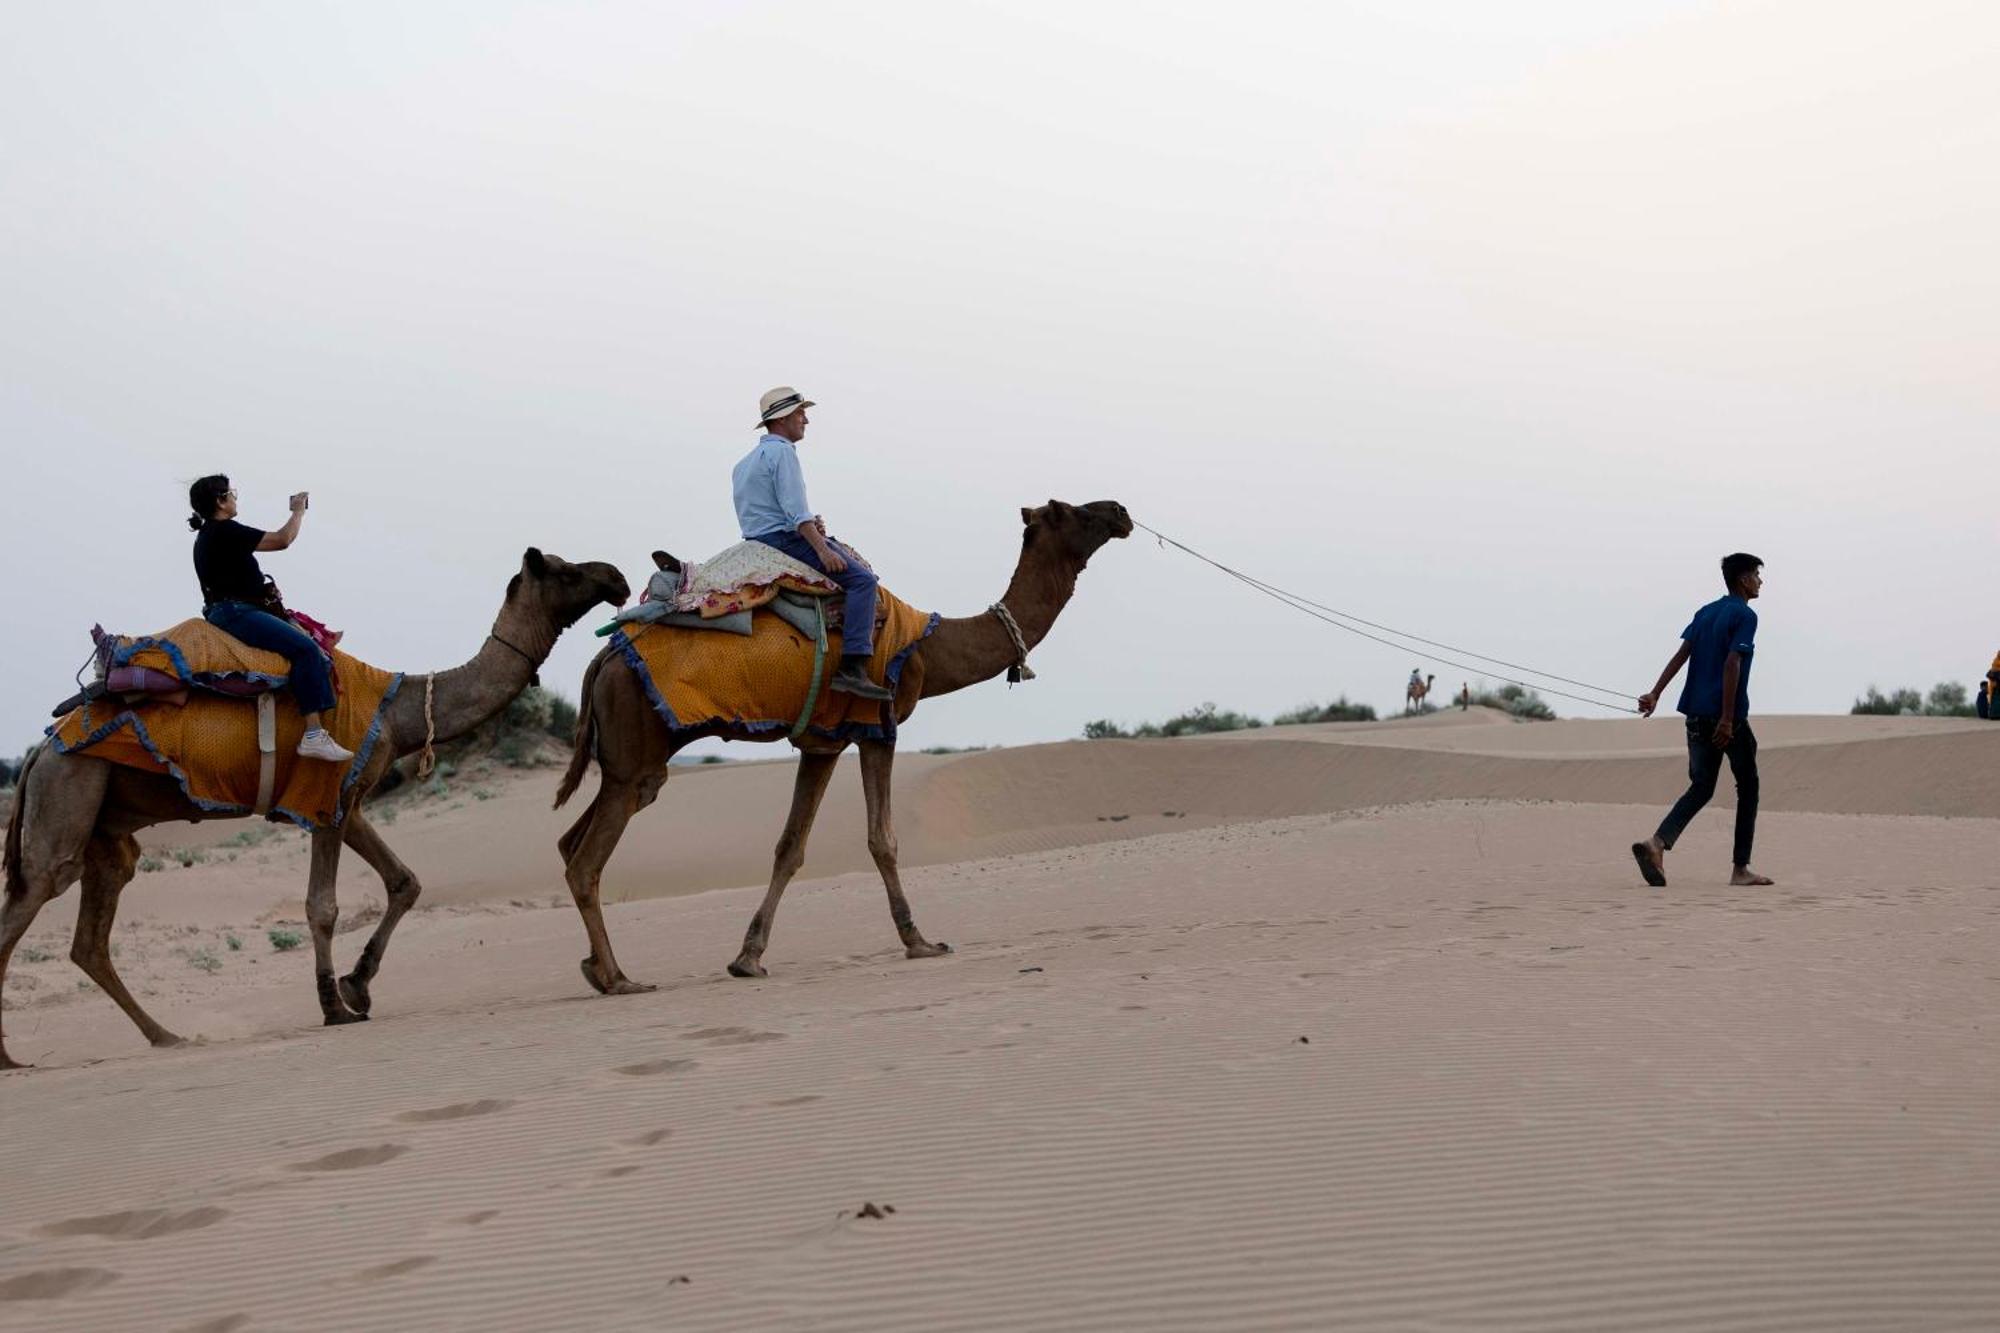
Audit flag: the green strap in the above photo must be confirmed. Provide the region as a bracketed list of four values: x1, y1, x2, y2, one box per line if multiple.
[790, 597, 828, 741]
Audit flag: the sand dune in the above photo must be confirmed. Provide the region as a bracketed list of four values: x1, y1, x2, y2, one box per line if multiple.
[3, 712, 1997, 1330]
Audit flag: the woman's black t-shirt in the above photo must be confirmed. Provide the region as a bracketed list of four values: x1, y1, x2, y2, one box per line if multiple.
[193, 519, 268, 606]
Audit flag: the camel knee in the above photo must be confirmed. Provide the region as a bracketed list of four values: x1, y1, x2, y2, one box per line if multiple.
[306, 900, 338, 935]
[385, 871, 421, 906]
[867, 832, 897, 863]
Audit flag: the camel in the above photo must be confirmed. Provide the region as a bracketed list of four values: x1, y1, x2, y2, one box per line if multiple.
[0, 549, 630, 1070]
[554, 499, 1131, 989]
[1405, 672, 1434, 713]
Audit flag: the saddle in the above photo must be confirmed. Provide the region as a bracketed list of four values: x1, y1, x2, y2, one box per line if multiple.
[599, 542, 850, 642]
[51, 621, 314, 818]
[54, 622, 294, 717]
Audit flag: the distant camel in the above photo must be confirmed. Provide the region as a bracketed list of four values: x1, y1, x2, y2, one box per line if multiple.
[1406, 673, 1435, 713]
[554, 499, 1131, 989]
[0, 550, 629, 1069]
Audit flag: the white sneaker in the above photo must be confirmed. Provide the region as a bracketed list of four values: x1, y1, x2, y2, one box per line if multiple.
[297, 729, 355, 763]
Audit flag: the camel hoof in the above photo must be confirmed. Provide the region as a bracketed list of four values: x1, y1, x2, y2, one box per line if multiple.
[323, 1010, 370, 1027]
[0, 1055, 29, 1072]
[338, 974, 372, 1016]
[607, 977, 656, 996]
[726, 957, 768, 979]
[149, 1031, 188, 1049]
[906, 941, 953, 960]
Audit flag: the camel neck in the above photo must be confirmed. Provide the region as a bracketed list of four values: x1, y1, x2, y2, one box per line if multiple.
[917, 539, 1085, 698]
[381, 611, 552, 754]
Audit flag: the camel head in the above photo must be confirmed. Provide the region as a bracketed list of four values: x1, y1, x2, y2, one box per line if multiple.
[1019, 499, 1133, 566]
[506, 548, 631, 634]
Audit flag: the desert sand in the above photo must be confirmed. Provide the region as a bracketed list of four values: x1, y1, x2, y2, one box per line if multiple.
[3, 707, 1997, 1330]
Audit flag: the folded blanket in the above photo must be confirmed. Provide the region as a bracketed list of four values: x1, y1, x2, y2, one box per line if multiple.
[613, 586, 937, 743]
[674, 541, 838, 618]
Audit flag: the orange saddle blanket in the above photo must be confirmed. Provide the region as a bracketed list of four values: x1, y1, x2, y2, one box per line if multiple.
[47, 626, 403, 829]
[612, 587, 938, 742]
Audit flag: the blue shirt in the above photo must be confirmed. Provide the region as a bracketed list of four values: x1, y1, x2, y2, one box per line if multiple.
[732, 433, 814, 539]
[1676, 595, 1758, 719]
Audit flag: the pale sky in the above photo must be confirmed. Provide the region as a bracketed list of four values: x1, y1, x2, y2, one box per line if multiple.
[4, 0, 1996, 756]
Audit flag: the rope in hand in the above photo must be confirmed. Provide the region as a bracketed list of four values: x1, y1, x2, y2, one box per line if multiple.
[1131, 520, 1641, 716]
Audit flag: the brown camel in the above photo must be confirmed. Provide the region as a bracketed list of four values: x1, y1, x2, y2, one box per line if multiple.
[553, 499, 1131, 989]
[1405, 673, 1434, 713]
[0, 549, 629, 1070]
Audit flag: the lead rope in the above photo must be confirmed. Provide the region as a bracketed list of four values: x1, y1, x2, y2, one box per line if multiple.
[990, 602, 1036, 685]
[415, 674, 437, 779]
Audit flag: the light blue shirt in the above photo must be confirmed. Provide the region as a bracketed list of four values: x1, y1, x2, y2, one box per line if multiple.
[732, 433, 814, 538]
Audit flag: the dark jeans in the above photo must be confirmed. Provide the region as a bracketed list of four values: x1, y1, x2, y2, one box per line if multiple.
[203, 600, 335, 717]
[1656, 716, 1758, 867]
[750, 530, 879, 658]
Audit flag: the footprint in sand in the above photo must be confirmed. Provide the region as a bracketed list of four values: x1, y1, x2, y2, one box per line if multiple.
[600, 1165, 642, 1179]
[0, 1267, 120, 1301]
[768, 1094, 822, 1108]
[615, 1058, 697, 1077]
[343, 1255, 436, 1284]
[453, 1210, 501, 1226]
[289, 1144, 409, 1172]
[394, 1098, 514, 1124]
[682, 1026, 786, 1046]
[38, 1207, 229, 1242]
[625, 1129, 672, 1147]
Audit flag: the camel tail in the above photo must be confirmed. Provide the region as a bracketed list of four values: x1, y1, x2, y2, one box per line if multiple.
[554, 647, 610, 811]
[4, 744, 41, 899]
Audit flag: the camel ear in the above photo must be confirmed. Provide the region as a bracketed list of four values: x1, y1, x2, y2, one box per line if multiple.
[1020, 507, 1035, 526]
[523, 547, 548, 578]
[651, 550, 681, 573]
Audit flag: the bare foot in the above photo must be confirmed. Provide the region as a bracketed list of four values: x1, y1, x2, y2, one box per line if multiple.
[1731, 867, 1775, 886]
[1630, 840, 1666, 887]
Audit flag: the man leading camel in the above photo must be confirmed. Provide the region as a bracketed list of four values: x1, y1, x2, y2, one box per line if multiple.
[1630, 552, 1775, 889]
[733, 387, 893, 702]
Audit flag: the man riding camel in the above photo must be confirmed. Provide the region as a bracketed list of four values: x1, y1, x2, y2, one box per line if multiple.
[732, 387, 895, 702]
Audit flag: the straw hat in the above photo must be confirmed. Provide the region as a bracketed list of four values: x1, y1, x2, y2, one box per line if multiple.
[756, 386, 815, 427]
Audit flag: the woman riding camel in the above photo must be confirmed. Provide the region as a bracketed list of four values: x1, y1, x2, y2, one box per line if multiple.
[187, 474, 354, 762]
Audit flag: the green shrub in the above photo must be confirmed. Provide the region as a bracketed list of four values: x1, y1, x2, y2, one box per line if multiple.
[137, 855, 164, 874]
[1471, 683, 1556, 721]
[1275, 697, 1377, 725]
[267, 927, 304, 952]
[187, 948, 222, 973]
[225, 933, 243, 951]
[1852, 682, 1974, 717]
[1085, 703, 1264, 739]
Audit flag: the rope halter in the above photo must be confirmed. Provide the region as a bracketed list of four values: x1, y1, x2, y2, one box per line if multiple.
[990, 602, 1036, 685]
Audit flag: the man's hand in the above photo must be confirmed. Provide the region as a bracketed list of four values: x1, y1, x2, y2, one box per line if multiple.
[1637, 692, 1659, 717]
[1711, 717, 1735, 748]
[289, 491, 309, 513]
[815, 542, 849, 575]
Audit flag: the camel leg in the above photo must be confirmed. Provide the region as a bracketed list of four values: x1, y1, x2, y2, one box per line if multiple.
[728, 750, 841, 978]
[1, 753, 106, 1069]
[0, 871, 66, 1071]
[562, 770, 665, 996]
[305, 826, 364, 1026]
[72, 833, 184, 1050]
[858, 741, 951, 960]
[334, 811, 421, 1018]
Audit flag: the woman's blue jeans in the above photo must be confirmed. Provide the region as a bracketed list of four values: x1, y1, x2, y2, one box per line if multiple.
[203, 601, 335, 717]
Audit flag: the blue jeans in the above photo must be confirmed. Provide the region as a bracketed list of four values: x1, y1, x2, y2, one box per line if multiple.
[203, 601, 336, 717]
[1655, 717, 1758, 867]
[750, 530, 879, 658]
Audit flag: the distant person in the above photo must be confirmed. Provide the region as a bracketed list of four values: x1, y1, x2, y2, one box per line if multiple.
[732, 387, 893, 702]
[188, 475, 353, 763]
[1458, 682, 1471, 711]
[1629, 553, 1773, 889]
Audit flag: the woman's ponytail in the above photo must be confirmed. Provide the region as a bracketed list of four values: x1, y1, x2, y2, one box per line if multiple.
[187, 474, 231, 531]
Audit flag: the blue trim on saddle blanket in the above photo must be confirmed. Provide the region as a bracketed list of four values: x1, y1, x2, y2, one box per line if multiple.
[610, 611, 941, 746]
[44, 672, 406, 831]
[111, 634, 291, 692]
